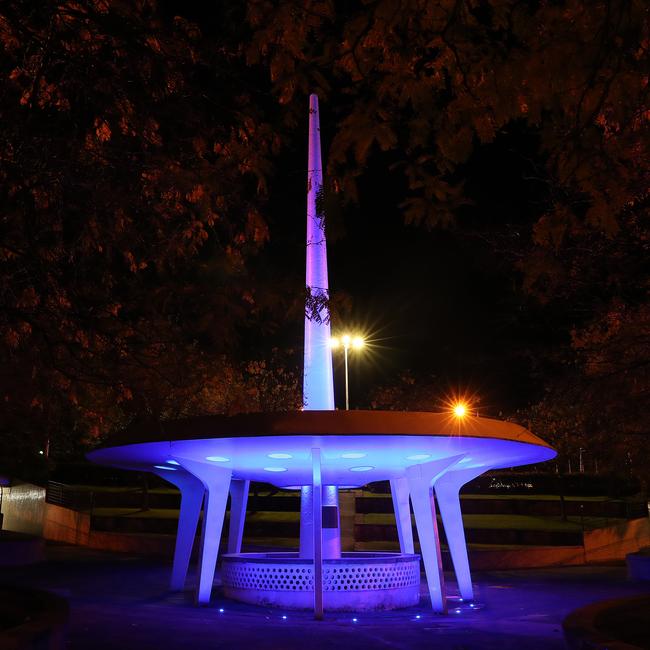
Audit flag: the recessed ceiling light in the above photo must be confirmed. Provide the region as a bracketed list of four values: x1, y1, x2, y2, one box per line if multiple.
[264, 467, 288, 472]
[206, 456, 230, 462]
[341, 452, 366, 459]
[349, 466, 374, 472]
[154, 465, 176, 471]
[406, 454, 431, 461]
[268, 453, 292, 459]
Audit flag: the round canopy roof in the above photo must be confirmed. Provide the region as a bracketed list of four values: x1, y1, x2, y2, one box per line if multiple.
[87, 410, 556, 487]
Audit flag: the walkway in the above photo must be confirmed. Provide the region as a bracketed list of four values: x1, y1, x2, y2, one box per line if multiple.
[3, 545, 648, 649]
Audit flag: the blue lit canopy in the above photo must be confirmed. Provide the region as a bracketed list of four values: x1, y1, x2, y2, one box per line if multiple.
[87, 409, 555, 488]
[86, 95, 557, 616]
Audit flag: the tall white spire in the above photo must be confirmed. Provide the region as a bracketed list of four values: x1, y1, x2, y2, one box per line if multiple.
[303, 94, 335, 411]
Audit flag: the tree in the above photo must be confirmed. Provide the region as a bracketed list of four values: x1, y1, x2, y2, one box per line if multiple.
[0, 0, 284, 468]
[246, 0, 650, 452]
[247, 1, 649, 229]
[3, 0, 649, 475]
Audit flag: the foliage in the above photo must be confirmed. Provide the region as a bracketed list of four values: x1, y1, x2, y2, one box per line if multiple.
[1, 0, 649, 473]
[0, 0, 284, 464]
[248, 0, 650, 456]
[176, 349, 302, 418]
[515, 383, 649, 486]
[247, 0, 649, 233]
[368, 371, 439, 411]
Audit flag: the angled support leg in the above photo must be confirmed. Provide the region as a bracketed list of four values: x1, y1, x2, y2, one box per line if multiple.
[227, 479, 249, 554]
[390, 477, 414, 553]
[434, 466, 484, 601]
[405, 455, 465, 613]
[176, 459, 232, 605]
[154, 469, 204, 591]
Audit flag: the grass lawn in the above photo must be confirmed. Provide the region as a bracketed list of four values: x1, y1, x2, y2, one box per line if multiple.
[357, 512, 618, 531]
[88, 505, 620, 533]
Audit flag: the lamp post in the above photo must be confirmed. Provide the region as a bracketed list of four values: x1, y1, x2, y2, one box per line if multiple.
[329, 334, 364, 410]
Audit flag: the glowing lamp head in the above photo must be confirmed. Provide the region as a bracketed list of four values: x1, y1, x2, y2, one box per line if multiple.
[453, 403, 467, 418]
[341, 334, 351, 347]
[329, 337, 340, 349]
[352, 336, 364, 350]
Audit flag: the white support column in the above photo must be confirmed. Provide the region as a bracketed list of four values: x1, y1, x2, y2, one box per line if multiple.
[322, 485, 341, 559]
[299, 485, 314, 558]
[154, 469, 204, 592]
[301, 94, 340, 561]
[300, 484, 340, 559]
[312, 448, 323, 620]
[176, 459, 232, 605]
[227, 479, 249, 554]
[390, 477, 414, 554]
[405, 455, 465, 613]
[433, 466, 484, 601]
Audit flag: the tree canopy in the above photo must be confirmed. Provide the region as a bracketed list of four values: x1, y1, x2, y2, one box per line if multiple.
[1, 0, 648, 478]
[0, 1, 293, 468]
[246, 0, 649, 473]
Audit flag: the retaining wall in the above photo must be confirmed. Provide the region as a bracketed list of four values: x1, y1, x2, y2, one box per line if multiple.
[0, 483, 45, 536]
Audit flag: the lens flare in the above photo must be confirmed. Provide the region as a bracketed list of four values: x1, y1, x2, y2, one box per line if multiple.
[453, 403, 467, 418]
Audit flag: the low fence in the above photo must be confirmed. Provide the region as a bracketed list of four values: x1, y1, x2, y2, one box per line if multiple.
[2, 479, 647, 569]
[45, 482, 95, 512]
[40, 480, 649, 551]
[45, 481, 172, 514]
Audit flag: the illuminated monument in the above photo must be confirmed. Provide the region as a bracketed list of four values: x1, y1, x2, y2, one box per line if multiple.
[88, 96, 556, 617]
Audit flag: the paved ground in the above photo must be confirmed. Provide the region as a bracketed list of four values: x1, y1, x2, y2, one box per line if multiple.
[3, 545, 649, 650]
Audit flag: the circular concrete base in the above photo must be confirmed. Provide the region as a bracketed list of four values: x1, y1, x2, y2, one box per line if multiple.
[221, 552, 421, 611]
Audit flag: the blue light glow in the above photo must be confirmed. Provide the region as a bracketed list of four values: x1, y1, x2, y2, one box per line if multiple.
[84, 93, 559, 620]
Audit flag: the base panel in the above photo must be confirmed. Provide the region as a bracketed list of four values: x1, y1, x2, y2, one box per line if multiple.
[221, 552, 421, 611]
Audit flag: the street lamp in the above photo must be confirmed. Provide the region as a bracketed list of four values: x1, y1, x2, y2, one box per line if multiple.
[453, 402, 467, 418]
[329, 334, 365, 410]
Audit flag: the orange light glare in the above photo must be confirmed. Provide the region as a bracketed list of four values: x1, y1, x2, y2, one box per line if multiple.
[329, 337, 340, 349]
[341, 334, 351, 347]
[453, 403, 467, 418]
[352, 336, 364, 350]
